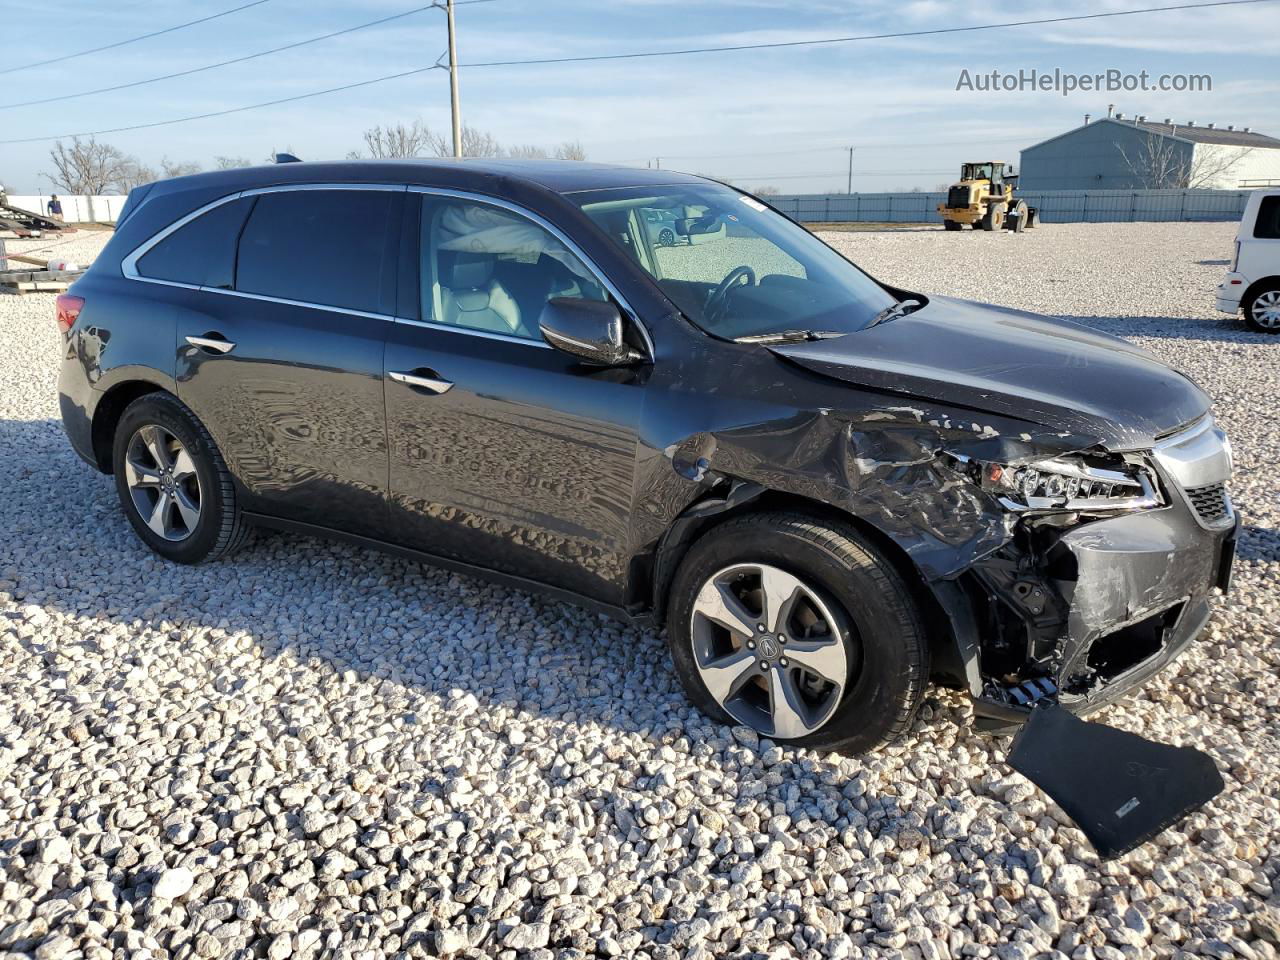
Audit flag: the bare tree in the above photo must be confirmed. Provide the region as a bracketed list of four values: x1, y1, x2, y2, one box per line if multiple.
[430, 125, 503, 158]
[114, 160, 159, 193]
[1116, 133, 1191, 189]
[214, 155, 253, 170]
[1117, 132, 1254, 190]
[554, 140, 587, 161]
[360, 120, 435, 159]
[506, 144, 550, 159]
[1188, 144, 1254, 189]
[160, 158, 203, 179]
[751, 185, 780, 196]
[46, 137, 134, 194]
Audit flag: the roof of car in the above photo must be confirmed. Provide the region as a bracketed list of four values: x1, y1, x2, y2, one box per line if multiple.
[150, 158, 708, 197]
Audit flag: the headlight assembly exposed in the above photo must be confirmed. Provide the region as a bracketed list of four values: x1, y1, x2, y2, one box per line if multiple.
[954, 455, 1163, 514]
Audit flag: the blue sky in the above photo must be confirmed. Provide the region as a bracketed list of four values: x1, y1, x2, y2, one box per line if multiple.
[2, 0, 1278, 194]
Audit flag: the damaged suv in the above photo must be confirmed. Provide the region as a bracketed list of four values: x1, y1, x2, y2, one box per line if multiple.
[58, 160, 1237, 754]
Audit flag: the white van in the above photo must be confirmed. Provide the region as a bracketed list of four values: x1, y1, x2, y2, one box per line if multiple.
[1216, 190, 1280, 332]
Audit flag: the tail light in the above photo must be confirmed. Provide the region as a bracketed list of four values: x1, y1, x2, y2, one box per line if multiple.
[56, 294, 84, 335]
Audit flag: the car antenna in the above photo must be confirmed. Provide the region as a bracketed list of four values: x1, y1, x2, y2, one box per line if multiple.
[274, 152, 302, 164]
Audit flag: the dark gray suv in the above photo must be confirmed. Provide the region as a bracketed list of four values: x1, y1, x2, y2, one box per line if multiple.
[57, 159, 1237, 753]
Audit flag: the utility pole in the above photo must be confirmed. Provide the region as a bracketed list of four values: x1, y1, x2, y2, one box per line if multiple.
[847, 146, 855, 194]
[446, 0, 462, 158]
[655, 157, 661, 169]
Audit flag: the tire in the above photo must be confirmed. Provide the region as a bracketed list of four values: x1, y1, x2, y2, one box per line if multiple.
[665, 511, 929, 754]
[979, 202, 1005, 231]
[943, 220, 962, 231]
[1009, 200, 1027, 233]
[112, 392, 251, 564]
[658, 228, 675, 247]
[1244, 285, 1280, 333]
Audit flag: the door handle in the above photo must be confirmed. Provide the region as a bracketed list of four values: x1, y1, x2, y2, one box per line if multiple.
[185, 334, 236, 354]
[389, 369, 454, 394]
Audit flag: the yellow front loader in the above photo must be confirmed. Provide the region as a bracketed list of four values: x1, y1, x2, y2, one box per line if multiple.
[938, 162, 1039, 232]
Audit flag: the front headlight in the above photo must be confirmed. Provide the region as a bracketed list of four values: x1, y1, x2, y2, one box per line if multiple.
[954, 454, 1163, 514]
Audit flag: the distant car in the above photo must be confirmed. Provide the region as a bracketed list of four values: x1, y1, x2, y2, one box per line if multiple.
[1216, 189, 1280, 332]
[58, 159, 1236, 753]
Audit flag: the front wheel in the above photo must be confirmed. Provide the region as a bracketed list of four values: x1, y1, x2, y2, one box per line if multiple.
[112, 392, 251, 564]
[943, 220, 962, 231]
[665, 512, 929, 754]
[1244, 286, 1280, 333]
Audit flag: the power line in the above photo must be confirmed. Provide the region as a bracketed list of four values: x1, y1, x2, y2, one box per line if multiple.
[460, 0, 1277, 68]
[0, 67, 443, 146]
[1, 0, 1272, 144]
[0, 0, 274, 76]
[0, 3, 442, 111]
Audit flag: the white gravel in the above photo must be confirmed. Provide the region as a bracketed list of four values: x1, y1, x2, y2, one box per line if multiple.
[2, 222, 1278, 960]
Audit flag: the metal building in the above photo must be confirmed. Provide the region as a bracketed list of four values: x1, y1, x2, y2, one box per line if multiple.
[1019, 114, 1280, 191]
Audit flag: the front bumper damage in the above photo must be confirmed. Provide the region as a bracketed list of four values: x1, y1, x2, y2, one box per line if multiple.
[956, 427, 1236, 858]
[969, 505, 1238, 731]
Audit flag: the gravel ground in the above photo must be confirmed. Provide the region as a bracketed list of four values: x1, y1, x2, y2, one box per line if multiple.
[2, 222, 1279, 960]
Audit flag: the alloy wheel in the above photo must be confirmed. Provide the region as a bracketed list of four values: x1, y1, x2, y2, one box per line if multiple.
[124, 424, 202, 541]
[1251, 290, 1280, 330]
[689, 563, 850, 739]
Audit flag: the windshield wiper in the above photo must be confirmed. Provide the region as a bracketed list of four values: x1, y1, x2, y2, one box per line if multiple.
[735, 329, 845, 344]
[867, 297, 924, 328]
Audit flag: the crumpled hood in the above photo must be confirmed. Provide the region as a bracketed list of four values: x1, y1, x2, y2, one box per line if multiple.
[770, 295, 1210, 451]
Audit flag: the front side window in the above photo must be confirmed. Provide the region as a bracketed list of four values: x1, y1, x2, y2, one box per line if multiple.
[570, 183, 896, 341]
[136, 196, 254, 288]
[235, 189, 394, 314]
[421, 197, 608, 340]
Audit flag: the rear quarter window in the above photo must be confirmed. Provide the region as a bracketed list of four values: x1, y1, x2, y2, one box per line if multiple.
[1254, 196, 1280, 239]
[234, 189, 395, 314]
[136, 196, 254, 288]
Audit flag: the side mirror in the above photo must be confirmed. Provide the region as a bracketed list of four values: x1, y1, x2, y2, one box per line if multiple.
[539, 297, 646, 366]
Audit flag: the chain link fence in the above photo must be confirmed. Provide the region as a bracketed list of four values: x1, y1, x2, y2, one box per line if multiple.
[771, 189, 1252, 224]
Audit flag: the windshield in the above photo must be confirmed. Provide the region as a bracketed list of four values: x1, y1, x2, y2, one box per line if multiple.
[568, 183, 897, 340]
[962, 163, 999, 181]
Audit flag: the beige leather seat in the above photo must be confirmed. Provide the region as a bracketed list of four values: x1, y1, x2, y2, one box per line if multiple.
[439, 253, 525, 337]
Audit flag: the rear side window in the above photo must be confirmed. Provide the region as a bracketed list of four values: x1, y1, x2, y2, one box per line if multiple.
[136, 196, 253, 288]
[1254, 196, 1280, 239]
[235, 189, 394, 313]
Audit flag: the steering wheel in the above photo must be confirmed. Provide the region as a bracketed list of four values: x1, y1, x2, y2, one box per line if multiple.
[704, 265, 756, 326]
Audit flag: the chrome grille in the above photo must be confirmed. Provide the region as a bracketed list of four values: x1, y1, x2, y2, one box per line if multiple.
[1185, 482, 1231, 525]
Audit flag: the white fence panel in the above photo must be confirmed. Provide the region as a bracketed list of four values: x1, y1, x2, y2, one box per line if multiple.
[6, 195, 128, 224]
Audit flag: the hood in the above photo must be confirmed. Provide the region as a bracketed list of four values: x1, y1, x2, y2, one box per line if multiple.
[771, 295, 1209, 451]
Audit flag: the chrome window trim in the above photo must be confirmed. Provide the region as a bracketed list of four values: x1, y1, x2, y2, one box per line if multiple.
[408, 185, 655, 358]
[392, 315, 552, 349]
[120, 181, 655, 357]
[121, 182, 409, 284]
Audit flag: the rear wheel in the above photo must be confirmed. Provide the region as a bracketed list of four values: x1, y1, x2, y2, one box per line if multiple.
[666, 512, 929, 754]
[112, 393, 251, 564]
[1008, 200, 1028, 233]
[1244, 286, 1280, 333]
[658, 227, 676, 247]
[943, 220, 962, 231]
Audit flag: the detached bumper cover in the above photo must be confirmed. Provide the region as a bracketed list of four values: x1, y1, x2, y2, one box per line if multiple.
[1008, 703, 1224, 859]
